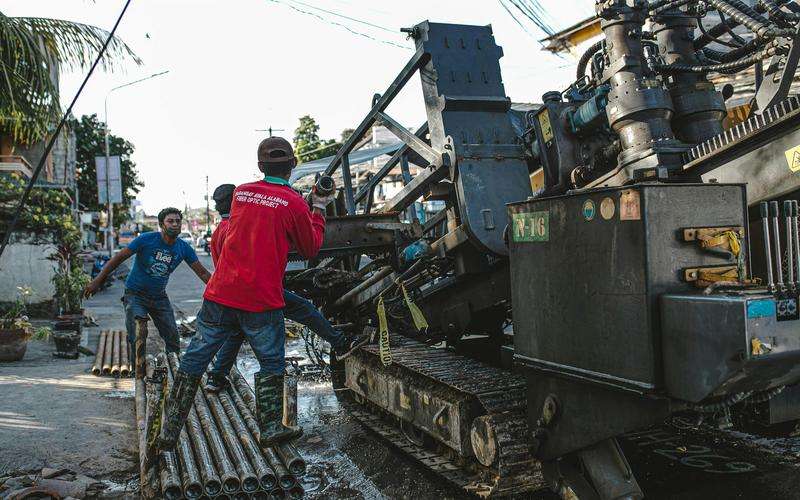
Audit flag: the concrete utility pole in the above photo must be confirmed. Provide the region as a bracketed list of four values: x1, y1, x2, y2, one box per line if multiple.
[103, 70, 169, 255]
[205, 175, 210, 233]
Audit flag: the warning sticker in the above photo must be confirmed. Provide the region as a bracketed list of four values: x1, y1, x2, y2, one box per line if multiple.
[582, 200, 596, 221]
[511, 211, 549, 242]
[600, 197, 616, 220]
[538, 111, 554, 143]
[620, 190, 641, 221]
[784, 145, 800, 172]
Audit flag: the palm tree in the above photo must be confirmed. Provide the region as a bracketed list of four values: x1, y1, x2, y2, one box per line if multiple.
[0, 10, 140, 147]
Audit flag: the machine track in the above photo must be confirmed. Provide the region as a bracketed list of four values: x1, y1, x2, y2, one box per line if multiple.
[343, 335, 547, 497]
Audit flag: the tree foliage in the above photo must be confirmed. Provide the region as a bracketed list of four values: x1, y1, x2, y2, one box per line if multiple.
[0, 11, 140, 144]
[293, 115, 337, 163]
[0, 173, 77, 240]
[70, 114, 143, 226]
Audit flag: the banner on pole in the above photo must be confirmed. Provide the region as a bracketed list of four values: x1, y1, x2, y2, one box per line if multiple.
[95, 156, 123, 204]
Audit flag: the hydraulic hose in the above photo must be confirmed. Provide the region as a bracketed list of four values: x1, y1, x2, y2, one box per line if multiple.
[759, 0, 799, 25]
[702, 36, 769, 62]
[707, 0, 787, 38]
[650, 0, 698, 16]
[576, 40, 604, 80]
[694, 16, 742, 48]
[656, 40, 782, 73]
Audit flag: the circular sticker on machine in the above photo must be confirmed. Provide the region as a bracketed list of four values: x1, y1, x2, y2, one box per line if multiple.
[582, 200, 596, 221]
[600, 197, 616, 220]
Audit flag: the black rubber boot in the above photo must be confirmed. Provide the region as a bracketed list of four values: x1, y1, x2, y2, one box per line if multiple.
[158, 369, 201, 451]
[204, 371, 230, 393]
[255, 373, 302, 447]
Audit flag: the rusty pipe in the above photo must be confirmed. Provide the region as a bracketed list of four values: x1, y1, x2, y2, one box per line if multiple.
[202, 380, 260, 493]
[144, 354, 167, 467]
[167, 354, 223, 496]
[91, 331, 107, 375]
[275, 442, 306, 476]
[191, 380, 241, 493]
[270, 487, 287, 499]
[135, 317, 148, 379]
[165, 363, 204, 499]
[228, 370, 298, 488]
[251, 491, 270, 500]
[335, 266, 392, 306]
[101, 327, 114, 374]
[111, 330, 121, 377]
[232, 492, 249, 500]
[287, 484, 305, 499]
[120, 330, 131, 377]
[138, 356, 160, 498]
[159, 450, 182, 500]
[218, 388, 277, 489]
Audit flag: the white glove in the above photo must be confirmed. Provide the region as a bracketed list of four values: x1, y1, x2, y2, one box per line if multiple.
[311, 191, 335, 211]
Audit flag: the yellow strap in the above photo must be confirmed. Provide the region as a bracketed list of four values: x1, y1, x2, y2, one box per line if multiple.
[376, 296, 392, 366]
[400, 283, 429, 332]
[698, 267, 739, 282]
[700, 231, 741, 257]
[725, 230, 741, 257]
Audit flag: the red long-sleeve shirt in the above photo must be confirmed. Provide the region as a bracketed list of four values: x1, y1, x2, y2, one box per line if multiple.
[204, 179, 324, 312]
[210, 218, 229, 266]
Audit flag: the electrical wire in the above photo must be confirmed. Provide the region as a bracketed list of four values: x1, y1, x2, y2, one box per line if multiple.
[266, 0, 410, 50]
[0, 0, 134, 261]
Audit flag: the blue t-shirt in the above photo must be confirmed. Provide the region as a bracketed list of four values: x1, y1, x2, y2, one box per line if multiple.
[124, 232, 198, 295]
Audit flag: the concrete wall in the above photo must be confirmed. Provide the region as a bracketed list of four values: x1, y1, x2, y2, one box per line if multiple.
[0, 241, 56, 304]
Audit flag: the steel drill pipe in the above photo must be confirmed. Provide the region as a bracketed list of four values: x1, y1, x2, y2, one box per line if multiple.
[202, 379, 260, 493]
[160, 450, 183, 500]
[228, 370, 299, 487]
[250, 492, 270, 500]
[218, 388, 277, 489]
[138, 356, 160, 498]
[232, 492, 250, 500]
[192, 377, 241, 494]
[144, 354, 167, 466]
[120, 330, 131, 377]
[286, 484, 304, 499]
[111, 330, 121, 377]
[165, 363, 204, 499]
[230, 369, 306, 476]
[101, 327, 114, 374]
[167, 354, 223, 496]
[135, 317, 148, 379]
[91, 330, 107, 375]
[269, 487, 287, 499]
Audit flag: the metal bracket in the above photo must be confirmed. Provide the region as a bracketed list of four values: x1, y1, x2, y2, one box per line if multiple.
[753, 27, 800, 114]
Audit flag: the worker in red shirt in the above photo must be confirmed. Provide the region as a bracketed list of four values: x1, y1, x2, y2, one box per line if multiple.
[158, 137, 335, 451]
[204, 182, 364, 393]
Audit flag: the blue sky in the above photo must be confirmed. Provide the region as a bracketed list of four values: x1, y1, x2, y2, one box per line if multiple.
[5, 0, 592, 214]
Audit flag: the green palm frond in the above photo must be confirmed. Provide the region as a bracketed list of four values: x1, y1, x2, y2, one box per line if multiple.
[0, 11, 141, 145]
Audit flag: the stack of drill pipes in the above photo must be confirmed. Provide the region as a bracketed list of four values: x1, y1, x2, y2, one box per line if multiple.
[214, 381, 278, 490]
[164, 361, 204, 499]
[91, 331, 107, 375]
[225, 381, 295, 489]
[201, 374, 261, 494]
[101, 328, 114, 374]
[227, 368, 305, 493]
[110, 330, 122, 377]
[120, 331, 131, 377]
[145, 353, 182, 499]
[167, 354, 225, 496]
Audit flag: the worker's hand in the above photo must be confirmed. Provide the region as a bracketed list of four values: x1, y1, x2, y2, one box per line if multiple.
[311, 186, 336, 211]
[84, 279, 102, 298]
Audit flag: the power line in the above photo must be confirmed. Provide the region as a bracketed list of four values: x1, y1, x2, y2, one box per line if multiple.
[0, 0, 135, 261]
[266, 0, 411, 50]
[287, 0, 396, 33]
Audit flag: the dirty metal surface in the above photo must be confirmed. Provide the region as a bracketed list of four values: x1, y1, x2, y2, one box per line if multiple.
[346, 335, 547, 497]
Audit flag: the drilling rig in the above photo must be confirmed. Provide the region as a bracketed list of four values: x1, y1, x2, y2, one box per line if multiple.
[285, 1, 800, 497]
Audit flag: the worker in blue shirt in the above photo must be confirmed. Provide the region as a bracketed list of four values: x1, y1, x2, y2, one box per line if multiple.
[85, 207, 212, 364]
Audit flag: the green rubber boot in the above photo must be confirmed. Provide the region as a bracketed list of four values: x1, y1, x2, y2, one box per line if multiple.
[255, 373, 302, 447]
[158, 369, 201, 451]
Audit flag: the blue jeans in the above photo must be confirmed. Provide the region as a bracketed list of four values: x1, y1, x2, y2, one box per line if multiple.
[180, 299, 286, 376]
[123, 289, 180, 355]
[209, 290, 344, 377]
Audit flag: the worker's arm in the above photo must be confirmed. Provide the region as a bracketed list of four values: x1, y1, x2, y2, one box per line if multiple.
[189, 260, 212, 284]
[84, 247, 134, 297]
[288, 205, 326, 260]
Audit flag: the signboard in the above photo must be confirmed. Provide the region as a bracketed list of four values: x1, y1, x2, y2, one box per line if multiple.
[95, 156, 122, 204]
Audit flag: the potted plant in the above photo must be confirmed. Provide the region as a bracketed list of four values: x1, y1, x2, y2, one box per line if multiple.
[50, 233, 89, 319]
[0, 287, 34, 362]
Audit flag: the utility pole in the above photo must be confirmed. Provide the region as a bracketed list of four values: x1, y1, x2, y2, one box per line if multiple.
[205, 175, 210, 233]
[256, 125, 285, 137]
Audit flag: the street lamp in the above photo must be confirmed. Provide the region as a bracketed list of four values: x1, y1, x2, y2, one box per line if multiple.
[103, 70, 169, 255]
